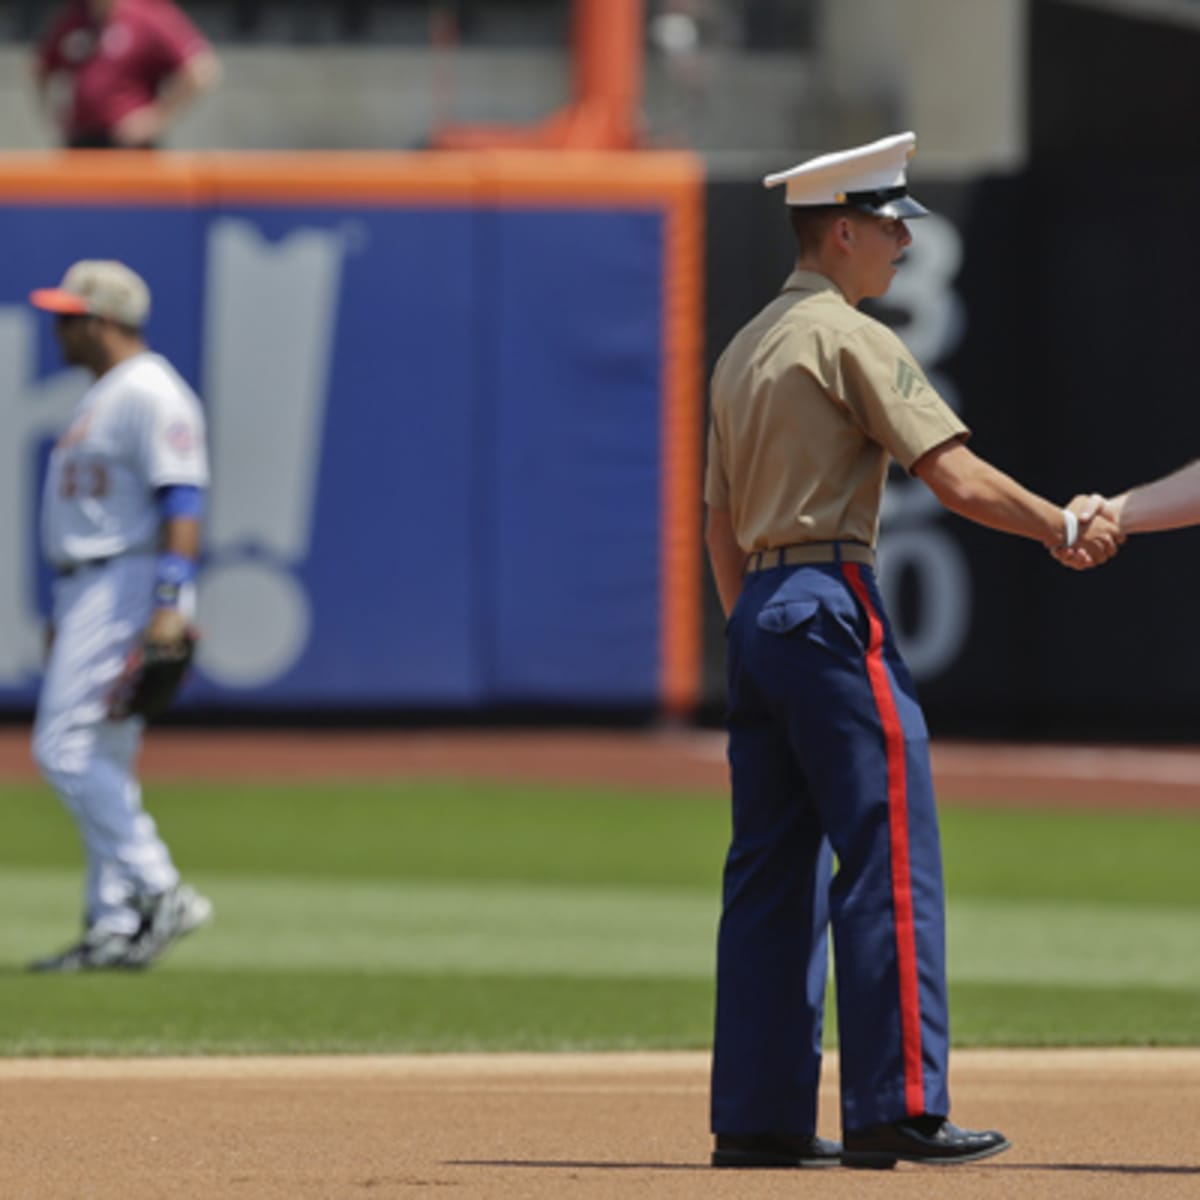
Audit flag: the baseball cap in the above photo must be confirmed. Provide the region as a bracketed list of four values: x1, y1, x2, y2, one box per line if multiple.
[763, 131, 930, 219]
[29, 259, 152, 327]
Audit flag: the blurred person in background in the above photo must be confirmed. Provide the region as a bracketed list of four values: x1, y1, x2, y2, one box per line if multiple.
[704, 131, 1121, 1171]
[26, 260, 213, 972]
[34, 0, 221, 149]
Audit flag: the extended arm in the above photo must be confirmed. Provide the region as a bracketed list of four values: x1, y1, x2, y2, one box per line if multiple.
[1107, 459, 1200, 533]
[913, 439, 1121, 564]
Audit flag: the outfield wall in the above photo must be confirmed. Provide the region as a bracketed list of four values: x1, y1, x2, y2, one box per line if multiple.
[2, 151, 1197, 736]
[0, 152, 703, 714]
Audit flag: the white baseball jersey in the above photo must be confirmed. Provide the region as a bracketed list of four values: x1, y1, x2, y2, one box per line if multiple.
[42, 351, 209, 568]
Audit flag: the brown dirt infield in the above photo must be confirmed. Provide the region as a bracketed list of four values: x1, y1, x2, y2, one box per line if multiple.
[1, 1050, 1198, 1198]
[2, 726, 1198, 1198]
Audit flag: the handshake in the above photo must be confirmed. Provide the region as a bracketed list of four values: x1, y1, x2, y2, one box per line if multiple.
[1051, 493, 1127, 570]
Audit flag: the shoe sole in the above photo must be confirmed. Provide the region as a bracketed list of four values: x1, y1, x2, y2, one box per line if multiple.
[28, 933, 140, 973]
[843, 1137, 1011, 1170]
[28, 953, 132, 974]
[712, 1150, 840, 1169]
[840, 1150, 899, 1170]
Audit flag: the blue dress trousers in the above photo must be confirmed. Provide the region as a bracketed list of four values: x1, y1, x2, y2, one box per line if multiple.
[711, 557, 951, 1135]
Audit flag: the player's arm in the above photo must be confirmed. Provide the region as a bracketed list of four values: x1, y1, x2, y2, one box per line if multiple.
[913, 438, 1121, 564]
[107, 487, 204, 722]
[145, 486, 203, 644]
[1106, 459, 1200, 533]
[705, 506, 746, 618]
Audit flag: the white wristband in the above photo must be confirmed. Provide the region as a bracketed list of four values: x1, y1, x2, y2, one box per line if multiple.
[1061, 508, 1079, 548]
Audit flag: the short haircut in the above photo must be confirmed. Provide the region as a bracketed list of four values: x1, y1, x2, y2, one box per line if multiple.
[788, 205, 865, 254]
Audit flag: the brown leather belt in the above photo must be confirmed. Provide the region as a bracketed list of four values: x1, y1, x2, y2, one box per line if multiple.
[744, 542, 875, 573]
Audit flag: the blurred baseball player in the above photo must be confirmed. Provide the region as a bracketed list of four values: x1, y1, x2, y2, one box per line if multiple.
[27, 259, 213, 972]
[704, 132, 1121, 1170]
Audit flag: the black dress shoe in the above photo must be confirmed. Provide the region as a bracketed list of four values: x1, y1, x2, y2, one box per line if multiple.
[842, 1115, 1011, 1169]
[712, 1132, 842, 1168]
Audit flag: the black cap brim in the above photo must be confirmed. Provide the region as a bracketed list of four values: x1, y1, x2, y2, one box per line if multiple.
[860, 194, 930, 219]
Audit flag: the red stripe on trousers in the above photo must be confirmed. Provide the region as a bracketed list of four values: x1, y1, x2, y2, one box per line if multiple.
[843, 562, 926, 1116]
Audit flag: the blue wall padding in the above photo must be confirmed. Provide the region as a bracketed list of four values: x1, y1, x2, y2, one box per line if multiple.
[487, 209, 663, 702]
[0, 200, 668, 709]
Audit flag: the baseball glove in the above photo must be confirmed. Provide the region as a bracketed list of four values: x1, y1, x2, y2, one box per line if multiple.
[109, 629, 197, 721]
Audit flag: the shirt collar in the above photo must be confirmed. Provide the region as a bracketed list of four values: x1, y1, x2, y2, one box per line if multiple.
[780, 269, 847, 301]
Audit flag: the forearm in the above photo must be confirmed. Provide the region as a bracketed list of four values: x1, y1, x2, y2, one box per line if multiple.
[939, 472, 1064, 544]
[159, 515, 201, 559]
[915, 442, 1067, 546]
[147, 516, 201, 640]
[1112, 460, 1200, 533]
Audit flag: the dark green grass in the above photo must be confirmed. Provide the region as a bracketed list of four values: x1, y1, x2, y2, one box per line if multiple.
[2, 971, 1195, 1057]
[948, 982, 1200, 1047]
[0, 971, 715, 1056]
[941, 806, 1200, 907]
[1, 778, 1197, 1055]
[7, 779, 1199, 903]
[0, 779, 730, 888]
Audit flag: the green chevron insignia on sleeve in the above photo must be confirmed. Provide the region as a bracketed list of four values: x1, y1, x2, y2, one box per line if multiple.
[895, 358, 925, 399]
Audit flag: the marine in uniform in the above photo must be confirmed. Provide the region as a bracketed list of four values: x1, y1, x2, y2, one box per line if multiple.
[27, 260, 213, 972]
[704, 132, 1121, 1169]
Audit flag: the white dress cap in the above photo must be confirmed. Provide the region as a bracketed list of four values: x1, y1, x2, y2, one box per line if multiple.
[764, 131, 929, 218]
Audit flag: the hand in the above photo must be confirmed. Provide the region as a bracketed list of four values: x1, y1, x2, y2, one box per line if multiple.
[145, 606, 188, 646]
[1051, 494, 1125, 569]
[1075, 506, 1124, 565]
[1068, 493, 1107, 525]
[112, 103, 165, 147]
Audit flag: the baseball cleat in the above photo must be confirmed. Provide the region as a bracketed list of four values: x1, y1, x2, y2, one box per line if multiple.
[28, 926, 139, 973]
[124, 883, 214, 968]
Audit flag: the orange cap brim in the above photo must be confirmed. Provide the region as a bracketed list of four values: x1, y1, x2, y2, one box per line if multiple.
[29, 288, 89, 314]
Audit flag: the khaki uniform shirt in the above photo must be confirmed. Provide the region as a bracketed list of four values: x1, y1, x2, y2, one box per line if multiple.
[705, 269, 969, 551]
